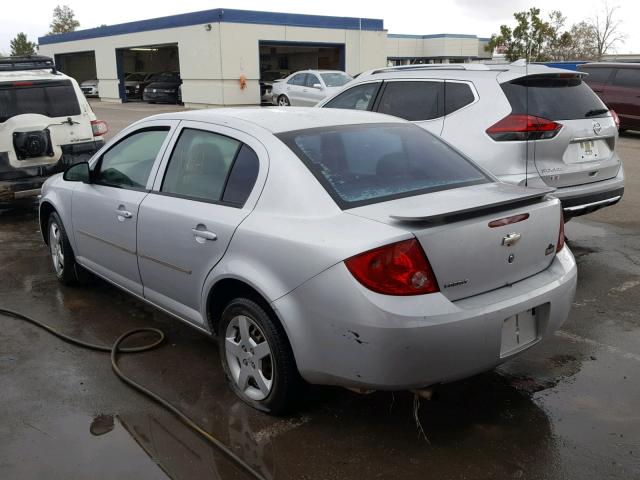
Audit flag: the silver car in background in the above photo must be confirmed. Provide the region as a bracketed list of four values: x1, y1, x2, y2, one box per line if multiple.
[319, 63, 625, 218]
[271, 69, 352, 106]
[80, 79, 99, 97]
[39, 108, 576, 414]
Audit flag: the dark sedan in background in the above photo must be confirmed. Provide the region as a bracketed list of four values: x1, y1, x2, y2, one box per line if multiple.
[142, 71, 182, 104]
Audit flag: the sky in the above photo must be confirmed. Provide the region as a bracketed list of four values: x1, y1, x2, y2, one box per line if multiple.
[1, 0, 639, 55]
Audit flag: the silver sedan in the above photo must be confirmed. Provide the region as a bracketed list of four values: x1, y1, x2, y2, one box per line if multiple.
[39, 108, 577, 414]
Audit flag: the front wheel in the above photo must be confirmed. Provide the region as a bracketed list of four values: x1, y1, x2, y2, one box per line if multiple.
[48, 212, 91, 285]
[277, 95, 291, 106]
[219, 298, 299, 414]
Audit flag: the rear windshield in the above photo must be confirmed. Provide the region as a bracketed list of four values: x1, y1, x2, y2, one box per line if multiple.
[501, 74, 608, 120]
[0, 79, 80, 123]
[320, 72, 352, 87]
[277, 123, 489, 209]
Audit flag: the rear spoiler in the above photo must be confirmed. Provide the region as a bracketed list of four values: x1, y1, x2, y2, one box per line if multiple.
[390, 187, 555, 224]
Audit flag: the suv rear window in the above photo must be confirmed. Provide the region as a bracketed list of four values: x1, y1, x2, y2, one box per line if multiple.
[0, 80, 80, 123]
[501, 74, 608, 120]
[278, 123, 489, 208]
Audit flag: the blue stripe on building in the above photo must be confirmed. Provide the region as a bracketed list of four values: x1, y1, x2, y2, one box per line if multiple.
[39, 8, 384, 45]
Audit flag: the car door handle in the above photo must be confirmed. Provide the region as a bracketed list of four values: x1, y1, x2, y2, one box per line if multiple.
[115, 209, 132, 219]
[192, 228, 217, 241]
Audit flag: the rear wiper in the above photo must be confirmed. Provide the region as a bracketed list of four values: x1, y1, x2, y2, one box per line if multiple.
[585, 108, 609, 117]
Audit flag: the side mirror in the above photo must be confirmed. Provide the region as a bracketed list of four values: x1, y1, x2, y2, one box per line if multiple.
[313, 83, 323, 89]
[63, 162, 91, 183]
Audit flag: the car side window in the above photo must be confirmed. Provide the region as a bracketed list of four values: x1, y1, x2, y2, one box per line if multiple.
[95, 128, 169, 189]
[323, 82, 381, 111]
[222, 145, 260, 206]
[289, 74, 307, 86]
[161, 128, 259, 206]
[581, 67, 612, 84]
[305, 74, 320, 88]
[377, 81, 444, 121]
[612, 68, 640, 88]
[444, 82, 475, 115]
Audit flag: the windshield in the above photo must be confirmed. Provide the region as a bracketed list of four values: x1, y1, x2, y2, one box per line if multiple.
[154, 72, 179, 82]
[0, 80, 80, 123]
[126, 73, 146, 81]
[501, 74, 609, 120]
[277, 123, 489, 209]
[320, 72, 352, 88]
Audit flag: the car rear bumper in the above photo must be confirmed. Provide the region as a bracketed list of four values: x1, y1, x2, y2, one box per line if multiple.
[0, 140, 103, 202]
[551, 166, 625, 217]
[272, 247, 577, 390]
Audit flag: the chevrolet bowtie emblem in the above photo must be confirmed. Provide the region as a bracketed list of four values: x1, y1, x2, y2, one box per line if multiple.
[502, 232, 521, 247]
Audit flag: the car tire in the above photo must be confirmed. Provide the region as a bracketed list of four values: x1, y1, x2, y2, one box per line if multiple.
[277, 95, 291, 107]
[47, 212, 90, 285]
[219, 297, 300, 415]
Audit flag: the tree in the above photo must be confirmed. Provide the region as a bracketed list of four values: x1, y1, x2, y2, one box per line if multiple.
[485, 8, 555, 62]
[10, 32, 36, 56]
[588, 1, 626, 59]
[48, 5, 80, 35]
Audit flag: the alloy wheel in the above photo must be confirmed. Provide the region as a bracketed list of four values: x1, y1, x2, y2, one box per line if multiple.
[49, 222, 64, 276]
[225, 315, 274, 401]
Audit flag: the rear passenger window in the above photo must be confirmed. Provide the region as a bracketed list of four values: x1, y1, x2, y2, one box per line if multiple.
[323, 82, 381, 111]
[612, 69, 640, 88]
[305, 74, 320, 88]
[222, 145, 260, 206]
[161, 128, 259, 206]
[377, 81, 444, 121]
[444, 82, 475, 115]
[289, 74, 307, 86]
[580, 67, 612, 84]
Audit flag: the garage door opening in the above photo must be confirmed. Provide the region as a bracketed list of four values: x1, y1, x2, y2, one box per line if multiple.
[54, 51, 97, 85]
[116, 43, 180, 103]
[259, 42, 345, 103]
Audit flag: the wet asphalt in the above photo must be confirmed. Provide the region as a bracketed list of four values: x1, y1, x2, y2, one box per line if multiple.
[0, 103, 639, 479]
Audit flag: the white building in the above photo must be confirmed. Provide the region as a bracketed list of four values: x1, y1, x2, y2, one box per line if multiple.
[386, 34, 492, 65]
[38, 8, 493, 107]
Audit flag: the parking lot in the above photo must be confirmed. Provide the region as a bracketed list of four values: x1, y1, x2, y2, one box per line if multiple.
[1, 102, 639, 480]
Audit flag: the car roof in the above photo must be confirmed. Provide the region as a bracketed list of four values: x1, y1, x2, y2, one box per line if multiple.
[148, 107, 406, 133]
[0, 69, 71, 82]
[580, 62, 640, 68]
[356, 63, 582, 83]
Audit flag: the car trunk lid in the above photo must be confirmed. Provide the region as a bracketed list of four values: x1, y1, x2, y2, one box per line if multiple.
[348, 182, 562, 301]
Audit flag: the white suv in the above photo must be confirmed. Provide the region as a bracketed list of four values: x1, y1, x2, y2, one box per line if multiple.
[0, 55, 107, 203]
[318, 63, 624, 218]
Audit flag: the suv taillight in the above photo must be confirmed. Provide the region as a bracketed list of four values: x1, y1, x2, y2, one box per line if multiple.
[557, 212, 565, 253]
[345, 239, 439, 295]
[486, 114, 562, 141]
[91, 120, 108, 137]
[610, 109, 620, 130]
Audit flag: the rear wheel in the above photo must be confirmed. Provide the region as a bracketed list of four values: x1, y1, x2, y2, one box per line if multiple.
[219, 297, 299, 414]
[277, 95, 290, 107]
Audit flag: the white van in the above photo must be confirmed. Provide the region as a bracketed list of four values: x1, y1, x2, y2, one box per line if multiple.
[0, 55, 107, 203]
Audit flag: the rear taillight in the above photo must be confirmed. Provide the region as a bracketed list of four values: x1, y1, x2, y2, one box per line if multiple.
[91, 120, 108, 137]
[486, 114, 562, 141]
[556, 213, 565, 253]
[345, 239, 439, 296]
[610, 109, 620, 130]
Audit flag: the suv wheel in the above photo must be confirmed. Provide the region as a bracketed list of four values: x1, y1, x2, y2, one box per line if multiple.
[219, 297, 299, 414]
[277, 95, 290, 106]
